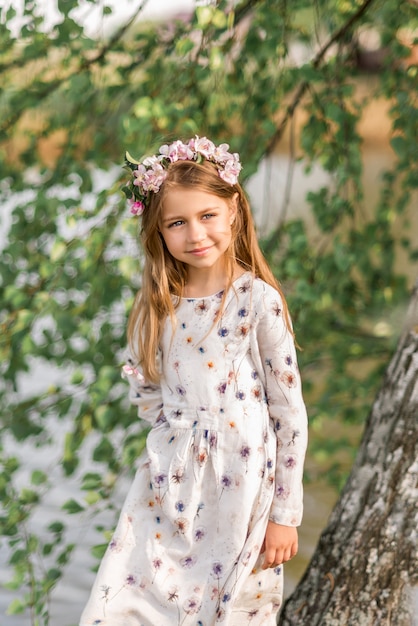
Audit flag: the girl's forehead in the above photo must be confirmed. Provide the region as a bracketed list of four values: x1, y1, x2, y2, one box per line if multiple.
[162, 187, 229, 211]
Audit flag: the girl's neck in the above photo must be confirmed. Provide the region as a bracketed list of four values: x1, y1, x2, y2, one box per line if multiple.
[183, 263, 244, 298]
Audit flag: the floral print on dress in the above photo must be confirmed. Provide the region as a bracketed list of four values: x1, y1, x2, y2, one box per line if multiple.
[80, 273, 308, 626]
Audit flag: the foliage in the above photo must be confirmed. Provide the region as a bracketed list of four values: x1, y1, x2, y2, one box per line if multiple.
[0, 0, 417, 623]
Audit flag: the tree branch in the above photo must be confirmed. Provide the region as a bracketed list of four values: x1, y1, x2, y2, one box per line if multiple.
[234, 0, 265, 23]
[265, 0, 377, 156]
[80, 0, 151, 70]
[0, 0, 150, 137]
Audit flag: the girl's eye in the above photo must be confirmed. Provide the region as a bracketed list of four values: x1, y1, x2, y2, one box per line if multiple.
[167, 213, 216, 228]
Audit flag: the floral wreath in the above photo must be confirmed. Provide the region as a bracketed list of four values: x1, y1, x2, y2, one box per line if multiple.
[123, 136, 242, 216]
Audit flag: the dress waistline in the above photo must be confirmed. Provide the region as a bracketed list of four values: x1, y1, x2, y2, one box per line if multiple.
[159, 404, 223, 430]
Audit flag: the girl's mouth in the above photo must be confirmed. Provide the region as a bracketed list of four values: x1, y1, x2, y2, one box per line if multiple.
[188, 247, 211, 256]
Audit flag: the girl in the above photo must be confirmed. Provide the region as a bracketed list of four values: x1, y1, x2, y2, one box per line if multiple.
[80, 136, 308, 626]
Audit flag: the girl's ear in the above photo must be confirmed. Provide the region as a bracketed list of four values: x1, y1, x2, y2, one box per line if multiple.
[229, 192, 239, 224]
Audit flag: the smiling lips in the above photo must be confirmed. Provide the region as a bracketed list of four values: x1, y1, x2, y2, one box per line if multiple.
[188, 246, 212, 256]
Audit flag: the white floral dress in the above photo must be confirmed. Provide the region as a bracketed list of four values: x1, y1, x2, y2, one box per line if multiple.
[80, 273, 308, 626]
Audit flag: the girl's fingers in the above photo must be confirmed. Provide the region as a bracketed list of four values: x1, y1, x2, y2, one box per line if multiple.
[261, 546, 278, 569]
[262, 546, 297, 569]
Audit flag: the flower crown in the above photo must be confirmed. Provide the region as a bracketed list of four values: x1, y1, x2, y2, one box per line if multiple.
[123, 136, 242, 216]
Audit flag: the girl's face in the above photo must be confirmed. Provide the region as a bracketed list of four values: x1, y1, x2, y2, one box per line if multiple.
[160, 187, 237, 275]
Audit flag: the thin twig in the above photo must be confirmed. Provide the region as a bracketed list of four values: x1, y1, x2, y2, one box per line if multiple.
[234, 0, 264, 22]
[81, 0, 150, 69]
[265, 0, 377, 156]
[0, 0, 150, 136]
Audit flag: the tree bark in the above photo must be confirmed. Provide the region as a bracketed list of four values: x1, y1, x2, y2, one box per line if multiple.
[279, 285, 418, 626]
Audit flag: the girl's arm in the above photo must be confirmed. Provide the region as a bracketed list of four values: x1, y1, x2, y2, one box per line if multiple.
[253, 285, 308, 528]
[122, 356, 164, 427]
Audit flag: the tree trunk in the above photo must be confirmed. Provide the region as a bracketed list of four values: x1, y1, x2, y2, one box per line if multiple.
[279, 286, 418, 626]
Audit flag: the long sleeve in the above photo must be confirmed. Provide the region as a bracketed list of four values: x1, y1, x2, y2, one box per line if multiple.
[121, 355, 163, 427]
[250, 285, 308, 526]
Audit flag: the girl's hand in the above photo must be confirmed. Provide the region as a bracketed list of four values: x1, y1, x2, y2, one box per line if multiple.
[260, 521, 298, 570]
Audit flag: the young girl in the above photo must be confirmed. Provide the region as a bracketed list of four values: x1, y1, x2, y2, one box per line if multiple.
[80, 137, 308, 626]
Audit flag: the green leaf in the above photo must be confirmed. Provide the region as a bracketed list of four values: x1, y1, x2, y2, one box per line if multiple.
[19, 488, 39, 505]
[84, 490, 101, 505]
[71, 370, 85, 385]
[48, 521, 65, 534]
[93, 436, 114, 463]
[175, 37, 195, 57]
[196, 6, 213, 27]
[62, 499, 85, 514]
[31, 470, 48, 486]
[81, 473, 103, 490]
[6, 598, 26, 615]
[91, 543, 108, 560]
[9, 549, 27, 565]
[125, 151, 141, 165]
[390, 135, 406, 158]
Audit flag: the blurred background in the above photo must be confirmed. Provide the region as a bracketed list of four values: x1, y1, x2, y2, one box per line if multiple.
[0, 1, 417, 624]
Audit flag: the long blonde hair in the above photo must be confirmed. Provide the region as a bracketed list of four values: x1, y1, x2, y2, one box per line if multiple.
[127, 159, 292, 382]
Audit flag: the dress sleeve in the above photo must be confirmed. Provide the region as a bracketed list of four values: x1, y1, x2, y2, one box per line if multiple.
[253, 286, 308, 527]
[121, 355, 164, 427]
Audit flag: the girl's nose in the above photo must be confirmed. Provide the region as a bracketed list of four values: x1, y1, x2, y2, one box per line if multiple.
[187, 221, 205, 243]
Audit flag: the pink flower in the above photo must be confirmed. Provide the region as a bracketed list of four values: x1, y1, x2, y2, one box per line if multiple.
[129, 200, 145, 216]
[213, 143, 232, 163]
[143, 163, 167, 192]
[192, 136, 216, 159]
[176, 141, 195, 160]
[121, 363, 144, 381]
[219, 158, 242, 185]
[160, 140, 194, 162]
[133, 164, 147, 183]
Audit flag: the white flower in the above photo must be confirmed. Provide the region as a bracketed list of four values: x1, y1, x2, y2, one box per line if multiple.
[192, 136, 216, 159]
[213, 143, 232, 163]
[142, 155, 160, 167]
